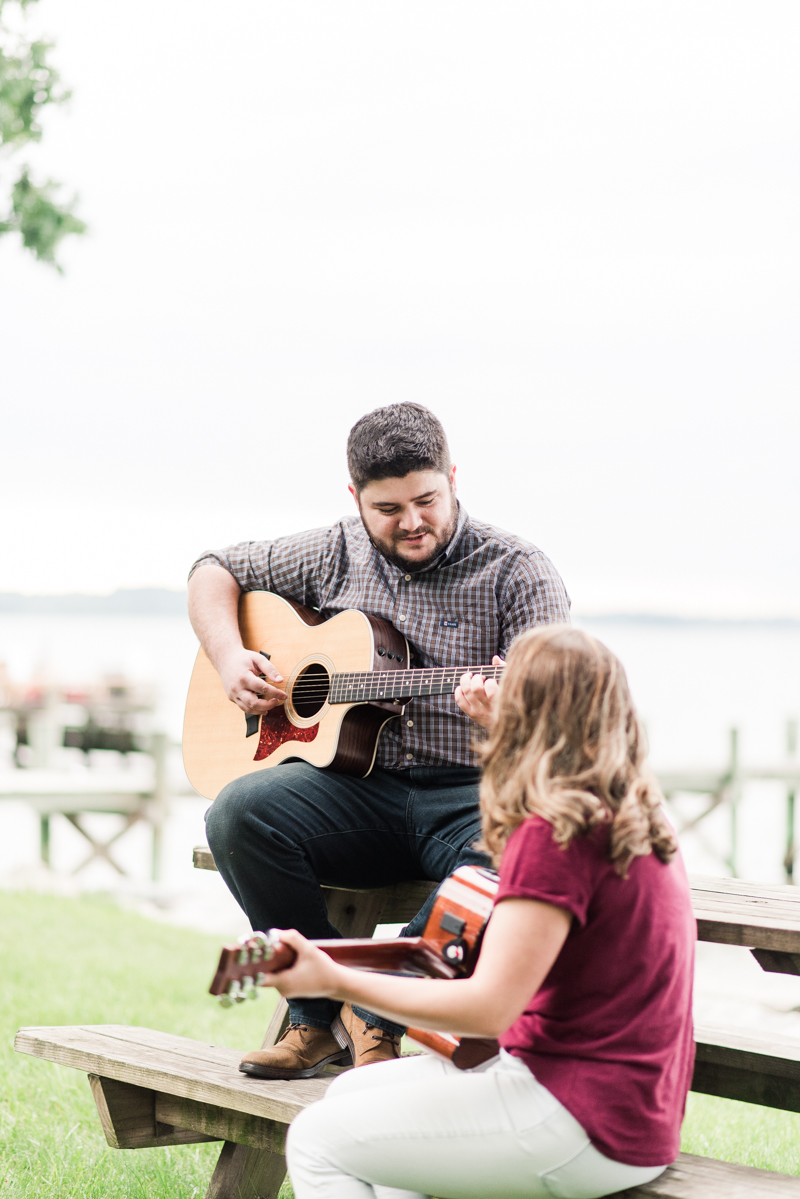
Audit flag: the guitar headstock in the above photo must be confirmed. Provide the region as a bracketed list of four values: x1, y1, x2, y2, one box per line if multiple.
[209, 930, 289, 1006]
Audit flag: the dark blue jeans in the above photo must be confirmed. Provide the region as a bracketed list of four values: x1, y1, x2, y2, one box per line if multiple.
[205, 762, 486, 1036]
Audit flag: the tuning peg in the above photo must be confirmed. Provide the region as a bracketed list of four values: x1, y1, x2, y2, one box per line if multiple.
[237, 931, 270, 962]
[251, 931, 273, 962]
[217, 978, 239, 1007]
[223, 979, 242, 1006]
[242, 931, 278, 963]
[266, 927, 284, 958]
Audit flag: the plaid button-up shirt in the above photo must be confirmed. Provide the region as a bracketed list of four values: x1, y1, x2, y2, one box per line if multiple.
[190, 505, 570, 769]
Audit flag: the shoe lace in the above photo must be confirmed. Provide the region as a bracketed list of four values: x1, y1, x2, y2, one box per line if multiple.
[279, 1022, 310, 1043]
[363, 1024, 401, 1055]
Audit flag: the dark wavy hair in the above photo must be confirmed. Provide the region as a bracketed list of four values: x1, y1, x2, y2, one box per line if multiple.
[347, 403, 450, 491]
[480, 625, 677, 877]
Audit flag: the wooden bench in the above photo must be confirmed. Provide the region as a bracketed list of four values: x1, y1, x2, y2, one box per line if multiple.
[15, 1021, 800, 1197]
[15, 1023, 321, 1199]
[17, 872, 439, 1199]
[16, 853, 800, 1197]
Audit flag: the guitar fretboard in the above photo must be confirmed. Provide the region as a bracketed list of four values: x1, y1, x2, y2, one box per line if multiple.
[327, 664, 504, 706]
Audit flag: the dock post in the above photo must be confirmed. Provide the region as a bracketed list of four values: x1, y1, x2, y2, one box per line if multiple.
[40, 814, 51, 867]
[726, 728, 740, 878]
[786, 720, 798, 884]
[150, 733, 168, 883]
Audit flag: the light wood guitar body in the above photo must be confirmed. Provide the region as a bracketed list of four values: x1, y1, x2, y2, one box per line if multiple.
[183, 592, 411, 799]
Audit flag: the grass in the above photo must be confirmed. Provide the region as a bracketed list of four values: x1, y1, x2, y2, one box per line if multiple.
[681, 1092, 800, 1176]
[1, 891, 799, 1196]
[0, 890, 288, 1198]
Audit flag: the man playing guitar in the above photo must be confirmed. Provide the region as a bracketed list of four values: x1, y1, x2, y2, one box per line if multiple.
[188, 402, 570, 1079]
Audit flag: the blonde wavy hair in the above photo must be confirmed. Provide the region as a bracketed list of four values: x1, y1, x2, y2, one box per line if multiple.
[480, 625, 677, 876]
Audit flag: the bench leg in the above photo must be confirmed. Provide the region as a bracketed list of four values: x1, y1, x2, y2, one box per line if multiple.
[88, 1075, 218, 1149]
[261, 998, 291, 1050]
[206, 1141, 286, 1199]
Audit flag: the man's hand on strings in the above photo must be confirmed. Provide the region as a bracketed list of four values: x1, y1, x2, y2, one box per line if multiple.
[219, 649, 287, 714]
[454, 655, 504, 731]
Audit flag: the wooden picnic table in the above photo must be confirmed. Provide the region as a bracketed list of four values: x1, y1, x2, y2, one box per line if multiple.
[193, 847, 800, 968]
[16, 855, 800, 1198]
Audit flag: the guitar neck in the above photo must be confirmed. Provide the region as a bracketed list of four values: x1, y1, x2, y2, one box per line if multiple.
[210, 935, 463, 1000]
[329, 663, 503, 705]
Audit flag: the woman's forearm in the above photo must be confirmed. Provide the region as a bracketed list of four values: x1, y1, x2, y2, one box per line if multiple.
[265, 899, 571, 1038]
[322, 898, 571, 1036]
[327, 968, 510, 1038]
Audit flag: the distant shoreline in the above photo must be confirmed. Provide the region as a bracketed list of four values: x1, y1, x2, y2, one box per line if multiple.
[0, 590, 187, 615]
[0, 589, 798, 627]
[577, 613, 800, 629]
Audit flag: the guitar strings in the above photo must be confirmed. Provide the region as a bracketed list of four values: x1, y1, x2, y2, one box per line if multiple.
[284, 665, 505, 701]
[289, 666, 505, 694]
[289, 667, 505, 694]
[278, 685, 504, 702]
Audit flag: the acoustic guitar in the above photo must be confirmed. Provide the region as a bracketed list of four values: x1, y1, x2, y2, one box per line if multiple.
[183, 590, 504, 799]
[209, 864, 501, 1069]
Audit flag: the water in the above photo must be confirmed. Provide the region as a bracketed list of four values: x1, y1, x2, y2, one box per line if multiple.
[2, 611, 800, 1034]
[1, 612, 799, 886]
[578, 617, 800, 885]
[579, 618, 800, 774]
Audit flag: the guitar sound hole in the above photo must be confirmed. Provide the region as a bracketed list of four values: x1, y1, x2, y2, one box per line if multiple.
[291, 662, 331, 719]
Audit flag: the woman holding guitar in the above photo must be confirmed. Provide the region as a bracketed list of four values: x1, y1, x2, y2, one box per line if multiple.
[262, 625, 695, 1199]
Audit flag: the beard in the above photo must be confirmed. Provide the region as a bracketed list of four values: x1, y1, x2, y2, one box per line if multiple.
[361, 492, 459, 573]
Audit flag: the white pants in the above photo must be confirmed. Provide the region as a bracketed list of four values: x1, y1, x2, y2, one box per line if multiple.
[286, 1050, 668, 1199]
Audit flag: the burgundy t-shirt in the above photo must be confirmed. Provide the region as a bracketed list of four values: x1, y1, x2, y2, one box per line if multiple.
[497, 815, 695, 1167]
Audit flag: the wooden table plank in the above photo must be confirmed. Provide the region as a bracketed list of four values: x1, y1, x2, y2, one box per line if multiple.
[192, 846, 435, 926]
[14, 1025, 330, 1123]
[694, 1024, 800, 1113]
[696, 1023, 800, 1069]
[193, 847, 800, 952]
[690, 874, 800, 953]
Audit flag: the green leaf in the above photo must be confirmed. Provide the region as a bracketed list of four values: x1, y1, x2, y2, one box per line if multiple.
[0, 0, 85, 270]
[0, 167, 87, 271]
[0, 20, 69, 148]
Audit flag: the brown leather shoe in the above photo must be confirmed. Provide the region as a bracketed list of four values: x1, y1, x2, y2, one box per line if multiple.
[332, 1003, 402, 1068]
[239, 1023, 352, 1080]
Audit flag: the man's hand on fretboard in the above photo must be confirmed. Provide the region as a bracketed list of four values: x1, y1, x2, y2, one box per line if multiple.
[454, 656, 504, 730]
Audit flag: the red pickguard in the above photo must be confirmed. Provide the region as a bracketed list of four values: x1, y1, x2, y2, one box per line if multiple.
[253, 707, 319, 761]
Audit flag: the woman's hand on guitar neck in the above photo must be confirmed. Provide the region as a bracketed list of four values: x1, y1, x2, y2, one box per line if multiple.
[455, 655, 503, 730]
[219, 648, 287, 714]
[259, 928, 347, 999]
[258, 900, 571, 1039]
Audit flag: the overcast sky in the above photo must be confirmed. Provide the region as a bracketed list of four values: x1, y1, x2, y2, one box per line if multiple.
[1, 1, 798, 616]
